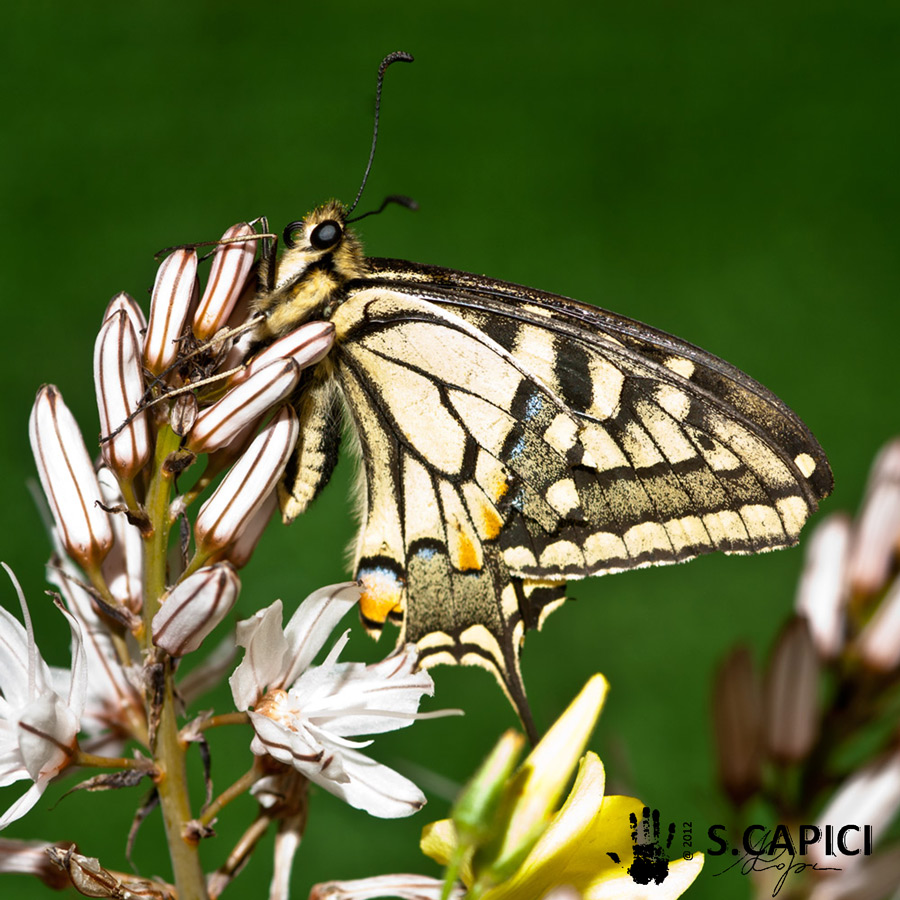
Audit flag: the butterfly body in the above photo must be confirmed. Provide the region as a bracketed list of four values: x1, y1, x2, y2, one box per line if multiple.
[250, 201, 832, 729]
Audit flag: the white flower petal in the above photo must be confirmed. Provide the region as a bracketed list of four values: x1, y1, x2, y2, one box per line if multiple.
[294, 646, 434, 737]
[310, 874, 455, 900]
[317, 745, 426, 819]
[0, 567, 84, 830]
[49, 559, 140, 748]
[97, 469, 144, 611]
[230, 601, 289, 710]
[0, 782, 45, 830]
[281, 582, 361, 687]
[17, 692, 78, 782]
[0, 605, 33, 710]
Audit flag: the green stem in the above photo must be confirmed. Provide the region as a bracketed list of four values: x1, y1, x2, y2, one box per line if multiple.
[187, 712, 249, 734]
[143, 426, 208, 900]
[198, 766, 261, 827]
[72, 750, 153, 771]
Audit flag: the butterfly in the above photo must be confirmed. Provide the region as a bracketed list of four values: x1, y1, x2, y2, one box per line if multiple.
[246, 194, 833, 738]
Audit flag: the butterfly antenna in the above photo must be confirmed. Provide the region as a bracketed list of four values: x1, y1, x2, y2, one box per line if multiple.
[346, 194, 418, 225]
[346, 51, 414, 217]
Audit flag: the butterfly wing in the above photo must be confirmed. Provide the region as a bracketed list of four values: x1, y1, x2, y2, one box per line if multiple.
[321, 258, 832, 725]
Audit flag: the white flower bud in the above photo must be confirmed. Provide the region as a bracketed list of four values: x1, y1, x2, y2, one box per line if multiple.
[0, 839, 73, 889]
[231, 320, 335, 386]
[795, 514, 851, 659]
[857, 579, 900, 671]
[712, 645, 763, 806]
[103, 291, 147, 334]
[97, 469, 144, 612]
[764, 617, 820, 763]
[152, 563, 240, 657]
[143, 249, 198, 375]
[29, 386, 113, 570]
[94, 310, 151, 479]
[219, 490, 277, 569]
[195, 405, 299, 551]
[848, 439, 900, 595]
[187, 360, 300, 454]
[810, 752, 900, 868]
[193, 223, 257, 340]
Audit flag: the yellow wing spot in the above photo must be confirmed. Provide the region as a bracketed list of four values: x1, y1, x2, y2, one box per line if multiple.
[488, 473, 509, 504]
[664, 356, 696, 379]
[776, 496, 809, 538]
[655, 384, 691, 421]
[475, 498, 503, 540]
[454, 528, 482, 572]
[359, 570, 404, 624]
[794, 453, 817, 478]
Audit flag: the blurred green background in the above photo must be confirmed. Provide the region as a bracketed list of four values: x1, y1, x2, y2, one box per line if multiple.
[1, 3, 897, 899]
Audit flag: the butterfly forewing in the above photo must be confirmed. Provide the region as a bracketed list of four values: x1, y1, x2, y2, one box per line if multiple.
[313, 260, 831, 714]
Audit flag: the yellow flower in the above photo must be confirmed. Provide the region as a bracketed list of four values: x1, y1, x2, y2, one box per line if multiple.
[422, 676, 703, 900]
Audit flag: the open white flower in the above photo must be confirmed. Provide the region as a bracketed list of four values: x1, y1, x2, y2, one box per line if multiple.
[0, 564, 86, 829]
[229, 583, 434, 819]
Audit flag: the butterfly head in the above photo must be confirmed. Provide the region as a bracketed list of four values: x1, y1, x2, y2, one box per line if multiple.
[253, 200, 365, 339]
[277, 200, 364, 286]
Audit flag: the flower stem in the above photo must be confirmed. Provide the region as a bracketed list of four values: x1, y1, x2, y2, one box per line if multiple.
[187, 711, 250, 734]
[143, 425, 208, 900]
[72, 750, 154, 771]
[199, 766, 261, 827]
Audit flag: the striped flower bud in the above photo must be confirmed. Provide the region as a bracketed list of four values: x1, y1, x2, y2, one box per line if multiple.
[94, 310, 151, 479]
[218, 490, 277, 569]
[29, 386, 113, 571]
[848, 439, 900, 595]
[194, 406, 299, 552]
[193, 223, 257, 340]
[103, 291, 147, 334]
[187, 359, 301, 454]
[857, 579, 900, 671]
[143, 249, 198, 375]
[795, 514, 851, 659]
[97, 469, 143, 612]
[152, 563, 240, 657]
[712, 645, 763, 806]
[230, 320, 335, 386]
[764, 616, 820, 763]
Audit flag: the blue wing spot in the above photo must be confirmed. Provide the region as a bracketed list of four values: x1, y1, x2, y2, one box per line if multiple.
[523, 393, 544, 421]
[509, 435, 527, 462]
[359, 565, 402, 585]
[414, 547, 437, 561]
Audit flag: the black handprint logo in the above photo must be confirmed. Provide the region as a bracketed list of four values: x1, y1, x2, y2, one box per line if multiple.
[627, 806, 675, 885]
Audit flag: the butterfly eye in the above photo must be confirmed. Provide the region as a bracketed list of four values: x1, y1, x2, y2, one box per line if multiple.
[282, 221, 305, 249]
[310, 220, 343, 251]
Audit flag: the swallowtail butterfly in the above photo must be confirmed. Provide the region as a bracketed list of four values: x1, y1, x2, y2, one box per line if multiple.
[249, 55, 832, 736]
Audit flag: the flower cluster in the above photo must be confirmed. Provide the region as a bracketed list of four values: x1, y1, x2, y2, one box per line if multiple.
[712, 438, 900, 899]
[1, 221, 706, 900]
[2, 226, 438, 899]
